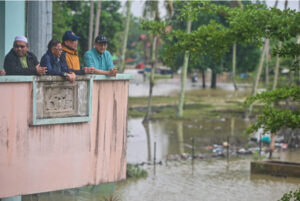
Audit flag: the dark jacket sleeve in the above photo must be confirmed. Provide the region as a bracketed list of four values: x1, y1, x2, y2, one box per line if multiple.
[30, 53, 39, 67]
[71, 69, 85, 75]
[60, 55, 71, 74]
[41, 54, 64, 76]
[4, 51, 37, 75]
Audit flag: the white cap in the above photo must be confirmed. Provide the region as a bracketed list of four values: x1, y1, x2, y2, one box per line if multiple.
[14, 36, 28, 43]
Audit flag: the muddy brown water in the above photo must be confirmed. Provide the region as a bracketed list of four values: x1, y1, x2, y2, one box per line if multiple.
[116, 118, 300, 201]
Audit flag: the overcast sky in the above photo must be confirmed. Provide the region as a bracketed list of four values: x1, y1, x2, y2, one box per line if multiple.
[120, 0, 299, 18]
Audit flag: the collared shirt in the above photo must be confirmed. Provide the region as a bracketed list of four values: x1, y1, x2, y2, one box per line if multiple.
[84, 48, 114, 71]
[19, 56, 28, 68]
[62, 44, 81, 70]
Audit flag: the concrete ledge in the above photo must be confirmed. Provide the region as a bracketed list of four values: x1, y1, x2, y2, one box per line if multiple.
[0, 74, 134, 83]
[0, 76, 35, 82]
[91, 73, 134, 80]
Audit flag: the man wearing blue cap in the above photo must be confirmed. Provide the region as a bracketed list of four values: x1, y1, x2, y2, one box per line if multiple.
[84, 35, 117, 76]
[61, 31, 94, 74]
[3, 36, 47, 75]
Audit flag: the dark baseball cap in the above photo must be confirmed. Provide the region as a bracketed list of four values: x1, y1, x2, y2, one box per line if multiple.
[95, 35, 108, 43]
[62, 31, 80, 41]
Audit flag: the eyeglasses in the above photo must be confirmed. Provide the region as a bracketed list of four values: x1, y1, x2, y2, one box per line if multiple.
[14, 45, 26, 49]
[54, 48, 63, 52]
[96, 43, 107, 47]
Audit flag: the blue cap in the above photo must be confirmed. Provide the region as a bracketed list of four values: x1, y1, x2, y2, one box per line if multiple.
[62, 31, 80, 41]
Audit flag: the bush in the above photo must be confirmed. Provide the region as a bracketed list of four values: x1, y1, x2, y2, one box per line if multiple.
[278, 189, 300, 201]
[126, 164, 148, 178]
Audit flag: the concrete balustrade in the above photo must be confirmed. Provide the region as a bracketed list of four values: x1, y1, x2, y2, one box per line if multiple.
[0, 74, 133, 198]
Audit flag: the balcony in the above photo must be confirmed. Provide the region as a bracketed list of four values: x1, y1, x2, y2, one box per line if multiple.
[0, 74, 132, 198]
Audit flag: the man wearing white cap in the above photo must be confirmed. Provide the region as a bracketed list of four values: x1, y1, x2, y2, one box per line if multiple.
[3, 36, 47, 75]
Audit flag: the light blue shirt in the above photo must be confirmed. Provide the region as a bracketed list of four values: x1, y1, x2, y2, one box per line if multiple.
[84, 48, 114, 70]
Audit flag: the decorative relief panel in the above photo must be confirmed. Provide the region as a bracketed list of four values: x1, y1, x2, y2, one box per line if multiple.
[43, 84, 78, 117]
[35, 77, 90, 122]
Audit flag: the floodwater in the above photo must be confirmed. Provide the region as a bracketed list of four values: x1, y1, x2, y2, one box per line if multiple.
[115, 118, 300, 201]
[127, 70, 249, 97]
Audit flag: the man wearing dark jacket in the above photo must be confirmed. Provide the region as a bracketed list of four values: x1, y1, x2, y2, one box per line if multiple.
[4, 36, 47, 75]
[40, 39, 76, 82]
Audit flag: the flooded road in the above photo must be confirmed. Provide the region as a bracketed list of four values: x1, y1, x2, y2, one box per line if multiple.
[115, 118, 300, 201]
[127, 70, 250, 97]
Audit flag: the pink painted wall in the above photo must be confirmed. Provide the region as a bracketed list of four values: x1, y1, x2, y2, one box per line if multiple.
[0, 80, 128, 198]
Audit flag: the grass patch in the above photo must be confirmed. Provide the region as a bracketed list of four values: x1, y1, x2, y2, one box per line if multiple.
[126, 164, 148, 178]
[144, 72, 172, 80]
[128, 87, 256, 121]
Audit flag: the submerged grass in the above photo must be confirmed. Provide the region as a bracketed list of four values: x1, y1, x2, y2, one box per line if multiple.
[126, 164, 148, 178]
[128, 87, 252, 120]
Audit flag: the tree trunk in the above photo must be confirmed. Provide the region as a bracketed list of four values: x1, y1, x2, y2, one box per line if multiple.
[143, 36, 157, 123]
[88, 0, 94, 49]
[272, 42, 281, 90]
[245, 39, 269, 119]
[88, 0, 94, 50]
[177, 19, 192, 117]
[272, 0, 282, 90]
[143, 38, 148, 65]
[93, 0, 102, 39]
[202, 69, 206, 88]
[211, 72, 217, 89]
[269, 133, 276, 159]
[265, 41, 270, 87]
[230, 0, 243, 91]
[176, 121, 184, 154]
[251, 39, 269, 96]
[119, 0, 132, 73]
[142, 122, 152, 162]
[232, 42, 238, 90]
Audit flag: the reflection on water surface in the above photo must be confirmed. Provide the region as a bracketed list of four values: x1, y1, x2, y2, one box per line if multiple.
[117, 118, 300, 201]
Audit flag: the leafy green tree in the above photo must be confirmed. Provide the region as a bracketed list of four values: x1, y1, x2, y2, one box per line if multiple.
[161, 1, 259, 89]
[52, 1, 123, 61]
[52, 2, 73, 40]
[141, 0, 173, 122]
[151, 1, 299, 137]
